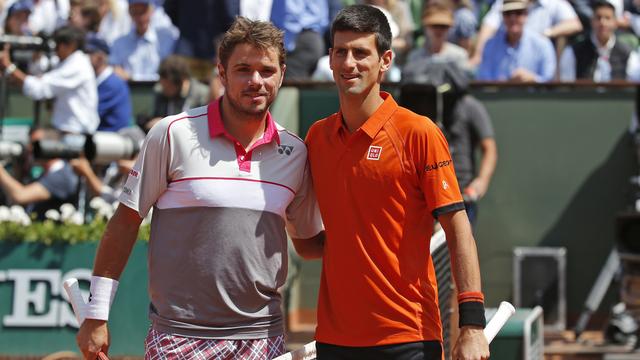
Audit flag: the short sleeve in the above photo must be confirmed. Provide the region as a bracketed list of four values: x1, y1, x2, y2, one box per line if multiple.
[465, 96, 494, 140]
[285, 160, 324, 239]
[415, 121, 465, 218]
[38, 161, 79, 200]
[118, 119, 171, 217]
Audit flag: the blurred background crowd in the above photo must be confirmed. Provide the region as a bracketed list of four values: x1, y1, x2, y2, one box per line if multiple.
[0, 0, 633, 221]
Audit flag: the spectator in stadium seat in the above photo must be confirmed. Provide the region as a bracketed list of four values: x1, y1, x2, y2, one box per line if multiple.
[109, 0, 177, 81]
[139, 55, 209, 132]
[560, 0, 638, 81]
[449, 0, 478, 53]
[271, 0, 334, 80]
[470, 0, 582, 66]
[406, 1, 471, 75]
[85, 34, 132, 131]
[476, 0, 557, 82]
[163, 0, 236, 80]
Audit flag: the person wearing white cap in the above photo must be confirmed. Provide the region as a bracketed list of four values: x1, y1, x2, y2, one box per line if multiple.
[476, 0, 557, 82]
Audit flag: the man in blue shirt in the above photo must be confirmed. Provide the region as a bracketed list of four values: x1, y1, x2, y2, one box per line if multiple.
[270, 0, 341, 79]
[476, 0, 556, 82]
[85, 35, 132, 132]
[110, 0, 178, 81]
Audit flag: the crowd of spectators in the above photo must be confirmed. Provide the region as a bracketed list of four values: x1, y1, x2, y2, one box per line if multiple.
[1, 0, 639, 86]
[0, 0, 633, 219]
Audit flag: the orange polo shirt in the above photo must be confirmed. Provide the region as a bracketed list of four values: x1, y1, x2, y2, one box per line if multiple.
[306, 92, 465, 347]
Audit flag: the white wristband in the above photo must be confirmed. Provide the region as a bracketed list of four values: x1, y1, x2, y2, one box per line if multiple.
[85, 275, 119, 321]
[4, 63, 16, 76]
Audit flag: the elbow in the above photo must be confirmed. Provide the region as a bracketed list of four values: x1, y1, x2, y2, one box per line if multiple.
[292, 231, 325, 260]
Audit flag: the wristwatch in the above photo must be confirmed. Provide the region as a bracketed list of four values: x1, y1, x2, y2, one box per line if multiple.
[5, 63, 16, 76]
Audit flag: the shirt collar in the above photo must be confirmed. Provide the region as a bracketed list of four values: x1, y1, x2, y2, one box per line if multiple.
[331, 92, 398, 138]
[96, 66, 113, 85]
[207, 96, 280, 145]
[591, 33, 616, 57]
[131, 27, 157, 44]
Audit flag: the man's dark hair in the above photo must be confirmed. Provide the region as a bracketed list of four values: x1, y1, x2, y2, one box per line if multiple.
[53, 25, 86, 50]
[330, 5, 392, 56]
[591, 0, 615, 13]
[158, 55, 191, 87]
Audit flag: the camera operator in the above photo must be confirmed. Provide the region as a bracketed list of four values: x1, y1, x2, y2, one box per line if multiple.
[0, 24, 99, 138]
[2, 0, 52, 75]
[0, 130, 79, 219]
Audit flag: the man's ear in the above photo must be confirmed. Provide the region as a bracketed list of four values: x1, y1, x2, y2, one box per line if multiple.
[217, 62, 227, 87]
[380, 49, 393, 72]
[279, 64, 286, 87]
[328, 48, 334, 70]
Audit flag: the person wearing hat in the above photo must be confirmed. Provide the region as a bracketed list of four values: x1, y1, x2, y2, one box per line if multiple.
[405, 1, 471, 75]
[470, 0, 581, 67]
[476, 0, 556, 82]
[85, 34, 132, 132]
[4, 0, 34, 35]
[109, 0, 177, 81]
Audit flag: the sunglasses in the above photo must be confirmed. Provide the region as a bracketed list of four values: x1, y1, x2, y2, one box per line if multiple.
[427, 24, 451, 30]
[503, 9, 527, 16]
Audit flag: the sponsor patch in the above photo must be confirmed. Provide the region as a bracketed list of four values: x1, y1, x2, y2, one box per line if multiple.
[367, 146, 382, 160]
[129, 169, 140, 178]
[425, 159, 452, 172]
[122, 187, 132, 195]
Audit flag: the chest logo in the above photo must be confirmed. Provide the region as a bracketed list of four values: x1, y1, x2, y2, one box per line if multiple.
[366, 146, 382, 160]
[278, 145, 294, 156]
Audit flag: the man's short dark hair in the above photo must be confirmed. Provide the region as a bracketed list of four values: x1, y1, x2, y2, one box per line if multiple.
[158, 55, 191, 87]
[53, 25, 86, 50]
[591, 0, 615, 13]
[330, 5, 392, 56]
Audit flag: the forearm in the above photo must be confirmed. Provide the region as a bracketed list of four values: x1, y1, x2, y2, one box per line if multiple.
[472, 25, 497, 60]
[0, 165, 25, 202]
[545, 19, 583, 38]
[93, 204, 143, 279]
[84, 170, 106, 197]
[476, 139, 497, 184]
[441, 210, 482, 292]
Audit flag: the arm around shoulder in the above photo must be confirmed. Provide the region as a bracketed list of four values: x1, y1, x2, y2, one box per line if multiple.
[292, 230, 325, 260]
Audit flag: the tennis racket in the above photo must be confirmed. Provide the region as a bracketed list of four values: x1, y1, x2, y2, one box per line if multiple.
[273, 301, 516, 360]
[63, 278, 110, 360]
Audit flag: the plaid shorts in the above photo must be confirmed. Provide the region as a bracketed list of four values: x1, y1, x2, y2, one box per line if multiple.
[144, 328, 286, 360]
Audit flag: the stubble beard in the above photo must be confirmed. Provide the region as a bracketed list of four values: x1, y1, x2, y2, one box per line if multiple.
[227, 92, 273, 120]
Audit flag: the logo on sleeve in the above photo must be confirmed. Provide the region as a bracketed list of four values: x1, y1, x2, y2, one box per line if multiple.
[129, 169, 140, 179]
[425, 160, 452, 172]
[367, 146, 382, 160]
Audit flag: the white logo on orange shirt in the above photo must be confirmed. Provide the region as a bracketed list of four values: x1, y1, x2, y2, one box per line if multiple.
[442, 180, 449, 190]
[367, 146, 382, 160]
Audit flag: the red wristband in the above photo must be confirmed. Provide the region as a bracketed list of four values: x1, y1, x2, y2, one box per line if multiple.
[457, 291, 484, 304]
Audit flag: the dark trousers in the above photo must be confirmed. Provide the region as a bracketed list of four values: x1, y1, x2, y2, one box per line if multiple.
[316, 341, 443, 360]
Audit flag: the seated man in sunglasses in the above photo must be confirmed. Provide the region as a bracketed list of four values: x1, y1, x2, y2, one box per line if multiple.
[476, 0, 557, 82]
